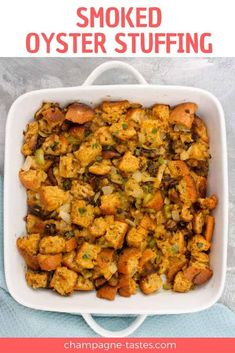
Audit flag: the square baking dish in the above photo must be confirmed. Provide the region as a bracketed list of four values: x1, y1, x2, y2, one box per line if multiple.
[4, 61, 228, 336]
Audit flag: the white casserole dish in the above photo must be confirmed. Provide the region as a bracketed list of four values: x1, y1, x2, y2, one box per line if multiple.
[4, 61, 228, 337]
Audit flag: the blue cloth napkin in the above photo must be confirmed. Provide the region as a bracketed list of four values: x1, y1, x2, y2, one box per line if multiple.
[1, 177, 235, 337]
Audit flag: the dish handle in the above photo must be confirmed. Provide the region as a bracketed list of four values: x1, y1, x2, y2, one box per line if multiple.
[83, 61, 148, 86]
[82, 313, 147, 337]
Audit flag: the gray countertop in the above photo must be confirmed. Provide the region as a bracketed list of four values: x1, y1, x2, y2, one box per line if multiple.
[0, 58, 234, 311]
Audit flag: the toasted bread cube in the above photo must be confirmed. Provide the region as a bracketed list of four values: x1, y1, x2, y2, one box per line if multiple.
[39, 186, 68, 211]
[20, 251, 39, 270]
[139, 249, 157, 272]
[126, 226, 147, 249]
[144, 190, 164, 211]
[59, 154, 80, 178]
[96, 249, 117, 280]
[39, 236, 65, 254]
[76, 242, 101, 269]
[118, 275, 137, 297]
[71, 180, 94, 199]
[118, 152, 139, 173]
[140, 120, 164, 148]
[36, 103, 65, 125]
[17, 233, 40, 256]
[19, 169, 47, 191]
[205, 215, 214, 242]
[65, 103, 94, 124]
[100, 193, 121, 215]
[75, 276, 94, 291]
[193, 116, 209, 143]
[50, 266, 78, 295]
[89, 160, 112, 175]
[21, 121, 39, 156]
[139, 215, 156, 231]
[71, 200, 95, 228]
[167, 257, 187, 282]
[198, 194, 218, 210]
[105, 221, 128, 249]
[140, 273, 162, 295]
[181, 142, 209, 161]
[89, 217, 107, 237]
[118, 248, 141, 276]
[74, 139, 102, 167]
[94, 126, 115, 146]
[126, 108, 145, 126]
[178, 175, 198, 203]
[26, 214, 45, 234]
[109, 120, 136, 141]
[188, 235, 211, 253]
[42, 134, 68, 156]
[97, 100, 130, 123]
[152, 104, 170, 123]
[62, 250, 81, 272]
[96, 284, 118, 300]
[193, 267, 213, 285]
[25, 271, 48, 289]
[65, 237, 77, 252]
[193, 212, 205, 234]
[170, 102, 197, 129]
[168, 160, 190, 177]
[173, 271, 193, 292]
[37, 253, 62, 271]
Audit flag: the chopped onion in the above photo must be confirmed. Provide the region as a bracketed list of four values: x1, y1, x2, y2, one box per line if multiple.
[172, 210, 180, 222]
[102, 185, 114, 195]
[59, 203, 71, 224]
[125, 219, 136, 227]
[132, 171, 142, 183]
[22, 156, 33, 171]
[94, 192, 101, 203]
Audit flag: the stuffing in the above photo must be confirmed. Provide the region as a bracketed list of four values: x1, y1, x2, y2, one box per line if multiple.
[169, 102, 197, 129]
[21, 121, 39, 156]
[50, 266, 78, 295]
[59, 154, 80, 178]
[75, 276, 94, 291]
[18, 100, 216, 299]
[70, 180, 94, 199]
[105, 221, 128, 249]
[139, 273, 162, 294]
[126, 226, 148, 249]
[109, 120, 136, 141]
[39, 236, 66, 254]
[76, 242, 101, 269]
[17, 233, 40, 256]
[118, 275, 137, 297]
[118, 248, 141, 276]
[144, 190, 164, 211]
[100, 193, 121, 215]
[19, 169, 47, 191]
[71, 200, 95, 227]
[74, 139, 102, 167]
[173, 271, 193, 292]
[88, 160, 112, 175]
[39, 186, 68, 211]
[65, 103, 94, 124]
[96, 284, 118, 300]
[25, 271, 48, 289]
[89, 217, 107, 237]
[37, 253, 62, 271]
[118, 152, 139, 173]
[42, 134, 68, 155]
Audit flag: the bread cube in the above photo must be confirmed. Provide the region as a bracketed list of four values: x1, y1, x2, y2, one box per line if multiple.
[118, 152, 139, 173]
[74, 139, 102, 167]
[178, 175, 198, 203]
[39, 236, 66, 254]
[126, 226, 147, 249]
[65, 103, 94, 124]
[89, 160, 112, 175]
[59, 154, 80, 178]
[62, 250, 81, 272]
[96, 248, 117, 280]
[75, 276, 94, 291]
[173, 271, 193, 293]
[118, 275, 137, 297]
[39, 186, 68, 211]
[96, 284, 118, 300]
[42, 134, 68, 155]
[170, 102, 197, 129]
[71, 180, 94, 199]
[21, 121, 39, 156]
[118, 248, 141, 276]
[50, 266, 78, 295]
[71, 200, 95, 228]
[100, 193, 121, 215]
[37, 253, 62, 271]
[89, 217, 107, 237]
[140, 272, 162, 294]
[144, 190, 164, 211]
[152, 104, 170, 123]
[76, 242, 101, 269]
[25, 271, 48, 289]
[19, 169, 47, 191]
[105, 221, 128, 249]
[17, 233, 40, 256]
[109, 120, 136, 141]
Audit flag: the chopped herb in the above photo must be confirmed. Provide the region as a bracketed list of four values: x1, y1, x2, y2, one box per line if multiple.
[197, 242, 204, 249]
[164, 204, 171, 219]
[63, 179, 72, 191]
[92, 143, 99, 149]
[82, 252, 90, 260]
[171, 244, 179, 254]
[78, 207, 87, 214]
[158, 156, 165, 165]
[96, 156, 103, 162]
[152, 128, 158, 134]
[122, 123, 128, 130]
[134, 148, 141, 156]
[84, 129, 91, 137]
[50, 141, 59, 151]
[64, 231, 75, 238]
[67, 136, 80, 145]
[163, 283, 172, 290]
[148, 238, 156, 248]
